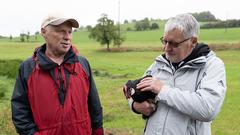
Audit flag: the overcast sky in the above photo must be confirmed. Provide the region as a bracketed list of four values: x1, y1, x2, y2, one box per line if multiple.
[0, 0, 239, 37]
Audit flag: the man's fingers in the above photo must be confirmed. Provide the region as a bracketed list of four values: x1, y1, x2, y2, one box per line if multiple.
[140, 77, 152, 82]
[142, 102, 156, 116]
[137, 80, 152, 89]
[140, 86, 152, 92]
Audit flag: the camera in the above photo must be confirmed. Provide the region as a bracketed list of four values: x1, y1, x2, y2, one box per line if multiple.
[125, 75, 157, 119]
[125, 75, 156, 103]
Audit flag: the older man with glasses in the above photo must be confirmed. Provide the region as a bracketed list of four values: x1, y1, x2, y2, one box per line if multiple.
[124, 13, 226, 135]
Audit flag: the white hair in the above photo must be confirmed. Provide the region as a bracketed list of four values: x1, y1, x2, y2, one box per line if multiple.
[164, 13, 200, 38]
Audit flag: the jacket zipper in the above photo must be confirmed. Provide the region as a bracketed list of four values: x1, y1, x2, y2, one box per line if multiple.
[162, 69, 177, 135]
[58, 65, 65, 106]
[161, 69, 175, 135]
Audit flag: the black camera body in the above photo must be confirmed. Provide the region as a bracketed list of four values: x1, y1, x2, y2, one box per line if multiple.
[125, 75, 156, 103]
[125, 75, 157, 119]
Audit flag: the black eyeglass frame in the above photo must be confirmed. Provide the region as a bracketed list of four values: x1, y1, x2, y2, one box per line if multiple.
[160, 37, 191, 48]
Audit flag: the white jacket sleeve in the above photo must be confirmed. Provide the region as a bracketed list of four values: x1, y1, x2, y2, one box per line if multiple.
[156, 57, 226, 122]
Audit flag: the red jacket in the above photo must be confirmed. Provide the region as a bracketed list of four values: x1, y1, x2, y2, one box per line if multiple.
[11, 45, 103, 135]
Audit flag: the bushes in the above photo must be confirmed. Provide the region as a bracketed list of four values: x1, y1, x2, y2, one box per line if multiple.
[0, 59, 22, 78]
[0, 59, 21, 100]
[0, 76, 13, 100]
[0, 60, 19, 134]
[0, 79, 7, 99]
[201, 19, 240, 29]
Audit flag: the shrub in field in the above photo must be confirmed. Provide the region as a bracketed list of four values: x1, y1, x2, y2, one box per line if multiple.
[0, 59, 22, 78]
[0, 76, 13, 100]
[0, 80, 7, 99]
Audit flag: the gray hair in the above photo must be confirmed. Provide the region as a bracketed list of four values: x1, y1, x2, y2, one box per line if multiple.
[164, 13, 200, 38]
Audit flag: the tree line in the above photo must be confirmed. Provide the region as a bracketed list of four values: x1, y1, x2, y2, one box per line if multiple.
[132, 18, 159, 31]
[85, 11, 240, 51]
[8, 31, 39, 42]
[201, 19, 240, 29]
[6, 11, 240, 51]
[191, 11, 217, 22]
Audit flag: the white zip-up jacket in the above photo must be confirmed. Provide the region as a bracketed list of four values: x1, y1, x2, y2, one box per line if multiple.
[130, 50, 226, 135]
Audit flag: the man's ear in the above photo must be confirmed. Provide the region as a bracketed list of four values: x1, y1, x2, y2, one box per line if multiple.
[41, 28, 46, 38]
[191, 37, 198, 46]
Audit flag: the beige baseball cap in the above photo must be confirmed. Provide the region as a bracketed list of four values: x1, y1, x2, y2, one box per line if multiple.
[41, 14, 79, 28]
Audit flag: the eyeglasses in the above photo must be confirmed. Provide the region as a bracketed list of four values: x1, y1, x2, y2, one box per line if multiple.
[160, 37, 191, 48]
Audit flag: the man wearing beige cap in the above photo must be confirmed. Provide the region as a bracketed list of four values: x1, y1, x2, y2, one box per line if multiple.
[11, 14, 104, 135]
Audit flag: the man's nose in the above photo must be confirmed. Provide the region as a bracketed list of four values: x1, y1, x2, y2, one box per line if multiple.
[164, 42, 171, 50]
[64, 32, 72, 40]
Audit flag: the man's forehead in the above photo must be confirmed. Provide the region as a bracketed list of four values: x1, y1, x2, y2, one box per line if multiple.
[164, 29, 184, 38]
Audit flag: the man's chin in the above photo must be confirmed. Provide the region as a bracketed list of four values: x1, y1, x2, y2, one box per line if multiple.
[166, 56, 178, 63]
[59, 46, 70, 54]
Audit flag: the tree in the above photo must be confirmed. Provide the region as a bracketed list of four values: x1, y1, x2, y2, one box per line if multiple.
[126, 27, 132, 31]
[10, 34, 13, 41]
[26, 31, 30, 42]
[124, 20, 128, 24]
[131, 19, 137, 23]
[89, 14, 125, 51]
[201, 19, 240, 29]
[35, 31, 39, 40]
[150, 23, 159, 30]
[20, 33, 25, 42]
[78, 26, 84, 31]
[113, 30, 124, 48]
[73, 29, 78, 32]
[86, 25, 92, 31]
[141, 18, 150, 30]
[134, 18, 150, 31]
[135, 22, 143, 31]
[192, 11, 217, 22]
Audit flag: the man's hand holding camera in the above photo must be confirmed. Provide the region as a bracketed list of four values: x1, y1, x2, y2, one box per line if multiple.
[123, 76, 164, 118]
[136, 76, 164, 94]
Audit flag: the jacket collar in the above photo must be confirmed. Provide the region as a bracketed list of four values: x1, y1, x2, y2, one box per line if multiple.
[33, 44, 78, 70]
[156, 43, 212, 70]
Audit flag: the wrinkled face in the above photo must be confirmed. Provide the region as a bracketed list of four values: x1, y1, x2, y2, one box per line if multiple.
[163, 29, 196, 63]
[41, 22, 73, 57]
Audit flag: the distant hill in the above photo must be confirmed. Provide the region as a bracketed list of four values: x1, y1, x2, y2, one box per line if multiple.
[0, 35, 6, 39]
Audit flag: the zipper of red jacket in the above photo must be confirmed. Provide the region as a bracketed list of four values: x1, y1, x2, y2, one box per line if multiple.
[58, 65, 65, 106]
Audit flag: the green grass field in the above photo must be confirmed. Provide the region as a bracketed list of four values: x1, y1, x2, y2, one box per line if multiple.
[0, 28, 240, 135]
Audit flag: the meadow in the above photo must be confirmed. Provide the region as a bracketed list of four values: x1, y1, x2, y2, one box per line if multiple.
[0, 28, 240, 135]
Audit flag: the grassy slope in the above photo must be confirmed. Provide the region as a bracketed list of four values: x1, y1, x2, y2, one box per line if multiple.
[0, 28, 240, 134]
